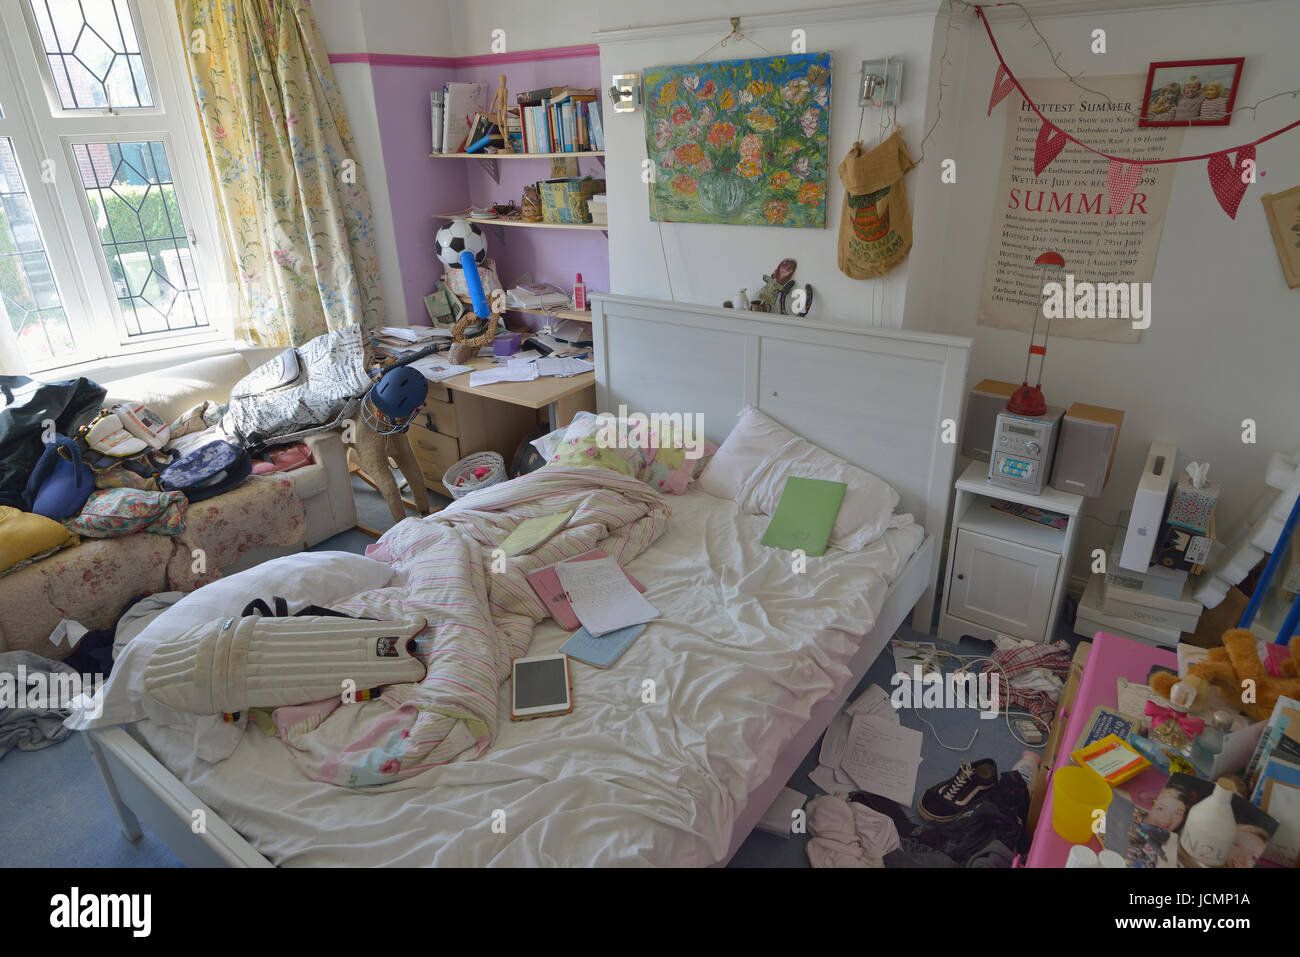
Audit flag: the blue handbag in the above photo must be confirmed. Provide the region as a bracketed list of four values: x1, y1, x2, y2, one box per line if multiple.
[23, 435, 94, 520]
[158, 440, 252, 503]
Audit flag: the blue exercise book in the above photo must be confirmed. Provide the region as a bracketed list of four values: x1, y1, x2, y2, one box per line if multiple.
[559, 623, 645, 669]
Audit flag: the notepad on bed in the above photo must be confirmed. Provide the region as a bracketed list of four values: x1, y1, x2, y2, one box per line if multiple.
[499, 509, 574, 557]
[760, 477, 847, 557]
[560, 623, 646, 669]
[526, 548, 644, 630]
[555, 556, 658, 636]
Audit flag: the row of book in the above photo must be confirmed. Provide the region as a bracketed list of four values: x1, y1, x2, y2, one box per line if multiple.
[516, 86, 604, 153]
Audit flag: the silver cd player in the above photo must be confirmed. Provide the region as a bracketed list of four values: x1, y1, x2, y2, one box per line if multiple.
[988, 407, 1063, 495]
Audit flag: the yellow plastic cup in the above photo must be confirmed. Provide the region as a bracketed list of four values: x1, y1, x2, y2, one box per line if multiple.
[1052, 765, 1114, 844]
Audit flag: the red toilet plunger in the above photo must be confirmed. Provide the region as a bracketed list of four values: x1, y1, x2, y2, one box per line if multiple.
[1007, 252, 1065, 416]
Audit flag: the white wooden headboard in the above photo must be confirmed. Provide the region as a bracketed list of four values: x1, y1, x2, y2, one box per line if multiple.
[589, 293, 973, 632]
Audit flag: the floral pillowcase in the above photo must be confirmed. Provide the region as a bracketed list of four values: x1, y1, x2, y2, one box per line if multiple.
[548, 411, 716, 495]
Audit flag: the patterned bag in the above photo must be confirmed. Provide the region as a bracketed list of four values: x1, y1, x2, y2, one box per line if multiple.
[837, 132, 916, 279]
[159, 440, 251, 503]
[221, 325, 370, 446]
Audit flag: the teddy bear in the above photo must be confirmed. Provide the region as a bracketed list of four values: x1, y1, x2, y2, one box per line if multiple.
[1150, 630, 1300, 722]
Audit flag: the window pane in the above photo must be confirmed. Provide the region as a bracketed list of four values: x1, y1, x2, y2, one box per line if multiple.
[0, 138, 75, 366]
[29, 0, 153, 110]
[72, 140, 207, 338]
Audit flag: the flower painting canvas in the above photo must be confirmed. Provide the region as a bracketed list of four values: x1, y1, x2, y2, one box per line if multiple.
[644, 53, 832, 228]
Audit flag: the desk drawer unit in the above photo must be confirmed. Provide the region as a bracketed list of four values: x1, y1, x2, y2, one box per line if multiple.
[407, 423, 461, 483]
[421, 396, 459, 437]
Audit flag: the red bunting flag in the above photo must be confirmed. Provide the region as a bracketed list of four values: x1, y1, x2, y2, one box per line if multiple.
[1034, 121, 1069, 177]
[1206, 146, 1255, 219]
[987, 63, 1015, 116]
[1106, 160, 1144, 214]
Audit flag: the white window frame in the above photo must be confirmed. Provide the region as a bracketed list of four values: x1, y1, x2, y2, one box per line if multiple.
[0, 0, 233, 375]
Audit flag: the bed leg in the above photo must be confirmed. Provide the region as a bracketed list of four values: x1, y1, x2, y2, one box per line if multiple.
[83, 733, 143, 842]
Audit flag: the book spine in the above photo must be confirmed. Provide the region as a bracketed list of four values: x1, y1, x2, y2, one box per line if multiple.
[589, 101, 604, 150]
[540, 101, 551, 154]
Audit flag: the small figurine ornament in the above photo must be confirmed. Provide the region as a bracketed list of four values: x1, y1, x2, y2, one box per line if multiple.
[489, 74, 513, 153]
[754, 258, 814, 317]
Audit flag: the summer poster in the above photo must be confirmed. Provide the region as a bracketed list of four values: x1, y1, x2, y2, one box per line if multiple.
[643, 53, 832, 228]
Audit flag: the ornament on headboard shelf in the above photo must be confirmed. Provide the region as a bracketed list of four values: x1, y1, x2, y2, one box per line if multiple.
[1007, 252, 1065, 417]
[722, 260, 813, 317]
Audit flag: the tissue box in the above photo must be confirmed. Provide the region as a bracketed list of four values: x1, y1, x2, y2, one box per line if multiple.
[1167, 474, 1221, 534]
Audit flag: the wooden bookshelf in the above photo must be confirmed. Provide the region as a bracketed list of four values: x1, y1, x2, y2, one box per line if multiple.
[436, 211, 606, 232]
[429, 150, 605, 160]
[454, 295, 591, 324]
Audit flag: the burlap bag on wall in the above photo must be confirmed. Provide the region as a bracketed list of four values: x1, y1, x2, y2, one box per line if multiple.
[837, 131, 916, 279]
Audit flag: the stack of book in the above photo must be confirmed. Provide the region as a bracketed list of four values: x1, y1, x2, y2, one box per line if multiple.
[516, 86, 603, 153]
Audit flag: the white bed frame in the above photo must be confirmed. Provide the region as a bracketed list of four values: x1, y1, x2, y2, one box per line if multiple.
[85, 293, 971, 868]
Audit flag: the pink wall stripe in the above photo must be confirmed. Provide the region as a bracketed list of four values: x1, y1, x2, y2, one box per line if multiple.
[328, 44, 599, 69]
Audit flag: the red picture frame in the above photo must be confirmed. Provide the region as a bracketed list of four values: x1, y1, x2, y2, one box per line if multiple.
[1139, 58, 1244, 127]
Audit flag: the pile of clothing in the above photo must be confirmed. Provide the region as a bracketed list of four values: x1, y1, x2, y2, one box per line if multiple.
[805, 754, 1036, 868]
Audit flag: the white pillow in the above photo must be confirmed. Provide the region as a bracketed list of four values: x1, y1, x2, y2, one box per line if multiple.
[696, 406, 801, 500]
[66, 552, 395, 749]
[699, 407, 901, 550]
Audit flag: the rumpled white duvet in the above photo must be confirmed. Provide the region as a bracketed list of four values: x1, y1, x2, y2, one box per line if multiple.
[131, 487, 923, 866]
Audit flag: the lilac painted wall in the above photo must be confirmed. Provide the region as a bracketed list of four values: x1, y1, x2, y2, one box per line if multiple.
[370, 63, 464, 325]
[368, 53, 606, 328]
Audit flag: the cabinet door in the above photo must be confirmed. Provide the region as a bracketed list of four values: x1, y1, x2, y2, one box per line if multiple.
[948, 528, 1060, 640]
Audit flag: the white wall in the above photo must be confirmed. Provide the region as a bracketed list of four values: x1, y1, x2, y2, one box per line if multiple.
[599, 3, 942, 325]
[923, 0, 1300, 578]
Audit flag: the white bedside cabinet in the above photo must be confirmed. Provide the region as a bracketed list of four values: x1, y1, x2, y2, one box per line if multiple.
[938, 461, 1084, 644]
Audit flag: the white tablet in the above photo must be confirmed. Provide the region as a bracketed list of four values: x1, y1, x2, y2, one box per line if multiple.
[510, 654, 573, 721]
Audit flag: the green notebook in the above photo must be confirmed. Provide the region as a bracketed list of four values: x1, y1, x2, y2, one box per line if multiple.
[760, 477, 847, 557]
[500, 509, 575, 557]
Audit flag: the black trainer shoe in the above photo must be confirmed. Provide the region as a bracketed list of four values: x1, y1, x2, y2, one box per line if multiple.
[917, 759, 999, 822]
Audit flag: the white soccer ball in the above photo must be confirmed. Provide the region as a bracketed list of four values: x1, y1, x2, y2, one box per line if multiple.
[435, 220, 487, 268]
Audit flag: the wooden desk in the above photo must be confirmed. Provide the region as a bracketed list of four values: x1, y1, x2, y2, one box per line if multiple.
[442, 356, 596, 429]
[405, 356, 596, 491]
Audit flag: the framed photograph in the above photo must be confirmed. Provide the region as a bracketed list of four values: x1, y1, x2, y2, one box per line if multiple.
[1262, 185, 1300, 288]
[1139, 58, 1244, 127]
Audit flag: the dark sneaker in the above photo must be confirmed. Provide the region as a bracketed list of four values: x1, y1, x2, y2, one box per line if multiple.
[917, 759, 998, 822]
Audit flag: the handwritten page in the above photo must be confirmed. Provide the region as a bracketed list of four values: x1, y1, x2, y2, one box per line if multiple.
[555, 556, 658, 637]
[468, 365, 539, 387]
[845, 683, 897, 721]
[839, 713, 924, 805]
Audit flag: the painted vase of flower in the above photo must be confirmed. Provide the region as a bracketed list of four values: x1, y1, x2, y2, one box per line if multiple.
[697, 170, 748, 218]
[1178, 778, 1237, 867]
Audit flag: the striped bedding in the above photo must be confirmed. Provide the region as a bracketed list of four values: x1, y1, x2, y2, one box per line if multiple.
[278, 466, 671, 788]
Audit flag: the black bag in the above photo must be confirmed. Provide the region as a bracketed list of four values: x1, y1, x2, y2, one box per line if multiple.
[0, 375, 106, 507]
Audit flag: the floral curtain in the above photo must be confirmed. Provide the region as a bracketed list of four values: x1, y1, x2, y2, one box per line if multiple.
[175, 0, 385, 347]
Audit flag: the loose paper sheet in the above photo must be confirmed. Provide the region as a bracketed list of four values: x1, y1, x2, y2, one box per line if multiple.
[555, 556, 658, 637]
[468, 365, 539, 387]
[839, 713, 924, 805]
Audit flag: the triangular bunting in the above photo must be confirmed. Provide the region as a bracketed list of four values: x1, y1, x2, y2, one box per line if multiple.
[1034, 121, 1069, 177]
[987, 63, 1015, 116]
[1107, 160, 1144, 214]
[1206, 145, 1255, 219]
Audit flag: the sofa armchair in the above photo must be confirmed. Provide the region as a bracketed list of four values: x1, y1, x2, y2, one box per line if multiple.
[0, 351, 358, 659]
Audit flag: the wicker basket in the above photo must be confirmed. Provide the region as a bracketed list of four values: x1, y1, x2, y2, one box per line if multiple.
[442, 450, 507, 499]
